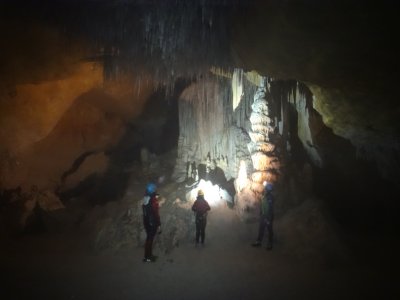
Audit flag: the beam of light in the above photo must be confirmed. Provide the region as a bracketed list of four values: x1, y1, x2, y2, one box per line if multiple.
[187, 179, 231, 207]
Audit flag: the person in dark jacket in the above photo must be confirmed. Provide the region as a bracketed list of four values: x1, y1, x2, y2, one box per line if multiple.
[192, 189, 211, 245]
[252, 182, 274, 250]
[142, 182, 161, 262]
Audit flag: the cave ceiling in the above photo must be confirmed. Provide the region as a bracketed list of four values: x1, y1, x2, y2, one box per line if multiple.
[1, 0, 399, 178]
[1, 1, 397, 91]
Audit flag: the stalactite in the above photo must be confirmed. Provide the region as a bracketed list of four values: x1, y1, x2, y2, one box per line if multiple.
[232, 68, 244, 111]
[35, 0, 256, 94]
[173, 72, 255, 183]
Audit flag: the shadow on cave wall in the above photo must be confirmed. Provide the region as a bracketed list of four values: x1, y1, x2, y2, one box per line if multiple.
[274, 85, 400, 235]
[76, 80, 188, 205]
[312, 126, 399, 234]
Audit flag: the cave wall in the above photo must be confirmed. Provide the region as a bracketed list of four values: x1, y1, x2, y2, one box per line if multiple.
[172, 72, 303, 198]
[0, 70, 156, 233]
[1, 0, 399, 237]
[172, 73, 256, 184]
[171, 67, 399, 230]
[0, 21, 159, 234]
[0, 67, 155, 190]
[232, 0, 400, 184]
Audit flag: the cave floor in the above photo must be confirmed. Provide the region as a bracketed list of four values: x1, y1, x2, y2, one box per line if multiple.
[1, 203, 397, 300]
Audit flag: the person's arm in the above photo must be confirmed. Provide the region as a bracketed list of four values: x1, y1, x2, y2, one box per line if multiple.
[151, 197, 161, 227]
[192, 200, 197, 212]
[206, 201, 211, 211]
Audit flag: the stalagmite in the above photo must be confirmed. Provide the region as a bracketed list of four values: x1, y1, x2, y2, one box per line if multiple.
[247, 77, 280, 197]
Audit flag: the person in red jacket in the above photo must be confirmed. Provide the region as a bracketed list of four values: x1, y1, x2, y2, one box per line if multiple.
[142, 183, 161, 262]
[192, 189, 211, 245]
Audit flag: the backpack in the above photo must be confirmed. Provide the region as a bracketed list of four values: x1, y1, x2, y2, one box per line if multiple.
[261, 192, 273, 220]
[193, 198, 209, 219]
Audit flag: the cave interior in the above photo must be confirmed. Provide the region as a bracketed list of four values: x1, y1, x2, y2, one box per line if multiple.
[0, 0, 399, 299]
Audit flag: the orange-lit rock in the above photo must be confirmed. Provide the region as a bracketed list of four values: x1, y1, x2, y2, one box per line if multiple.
[0, 61, 155, 192]
[250, 181, 265, 194]
[247, 142, 275, 153]
[0, 62, 103, 154]
[251, 171, 277, 184]
[251, 152, 280, 171]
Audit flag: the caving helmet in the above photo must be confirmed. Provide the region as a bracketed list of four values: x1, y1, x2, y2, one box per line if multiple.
[197, 189, 204, 196]
[265, 182, 273, 192]
[146, 182, 157, 195]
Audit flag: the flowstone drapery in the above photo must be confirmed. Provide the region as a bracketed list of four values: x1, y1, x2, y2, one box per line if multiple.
[172, 75, 255, 185]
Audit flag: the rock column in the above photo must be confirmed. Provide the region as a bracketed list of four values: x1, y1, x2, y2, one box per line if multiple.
[247, 78, 280, 196]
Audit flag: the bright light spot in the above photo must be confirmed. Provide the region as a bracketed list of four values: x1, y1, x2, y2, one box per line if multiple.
[236, 160, 249, 192]
[187, 179, 231, 206]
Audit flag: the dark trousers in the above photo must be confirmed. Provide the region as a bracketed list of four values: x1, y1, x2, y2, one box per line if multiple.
[195, 217, 207, 243]
[257, 217, 273, 247]
[144, 225, 157, 259]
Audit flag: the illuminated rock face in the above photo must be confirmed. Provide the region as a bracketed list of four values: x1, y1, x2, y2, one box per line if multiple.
[232, 78, 282, 221]
[287, 84, 323, 168]
[173, 77, 254, 184]
[0, 72, 154, 188]
[173, 74, 348, 222]
[173, 74, 317, 201]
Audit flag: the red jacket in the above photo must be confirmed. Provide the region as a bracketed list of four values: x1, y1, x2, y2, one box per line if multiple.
[143, 194, 161, 227]
[192, 196, 211, 217]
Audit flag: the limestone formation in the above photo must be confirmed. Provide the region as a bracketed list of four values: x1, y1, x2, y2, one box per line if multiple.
[247, 78, 280, 196]
[172, 77, 254, 185]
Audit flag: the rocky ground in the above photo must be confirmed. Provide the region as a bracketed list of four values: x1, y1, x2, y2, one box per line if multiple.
[1, 176, 398, 300]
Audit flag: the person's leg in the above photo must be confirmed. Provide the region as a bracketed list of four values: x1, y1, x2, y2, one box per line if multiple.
[144, 229, 152, 259]
[144, 226, 157, 260]
[200, 218, 207, 243]
[252, 218, 266, 246]
[144, 239, 152, 259]
[257, 218, 267, 241]
[195, 219, 200, 243]
[266, 221, 273, 250]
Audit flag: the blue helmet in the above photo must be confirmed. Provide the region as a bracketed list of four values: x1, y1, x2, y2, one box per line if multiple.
[146, 183, 157, 195]
[265, 183, 273, 192]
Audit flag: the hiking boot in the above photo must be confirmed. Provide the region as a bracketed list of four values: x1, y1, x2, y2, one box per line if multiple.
[143, 255, 157, 262]
[252, 241, 262, 247]
[143, 258, 153, 262]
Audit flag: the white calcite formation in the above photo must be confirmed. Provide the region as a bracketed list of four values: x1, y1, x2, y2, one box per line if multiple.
[288, 83, 323, 167]
[172, 77, 253, 183]
[247, 78, 280, 195]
